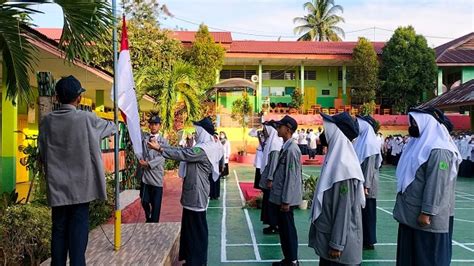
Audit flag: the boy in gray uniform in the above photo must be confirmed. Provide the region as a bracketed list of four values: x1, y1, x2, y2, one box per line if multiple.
[139, 115, 168, 223]
[393, 107, 461, 266]
[39, 76, 116, 265]
[148, 117, 223, 266]
[269, 115, 302, 266]
[309, 112, 365, 266]
[353, 115, 382, 250]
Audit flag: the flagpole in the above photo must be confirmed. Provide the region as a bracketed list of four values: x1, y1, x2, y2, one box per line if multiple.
[112, 0, 121, 251]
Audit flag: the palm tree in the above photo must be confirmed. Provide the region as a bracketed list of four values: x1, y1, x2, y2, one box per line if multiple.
[137, 61, 201, 132]
[0, 1, 112, 104]
[293, 0, 345, 41]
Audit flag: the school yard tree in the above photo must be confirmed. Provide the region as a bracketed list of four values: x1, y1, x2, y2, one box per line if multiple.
[350, 37, 379, 104]
[379, 26, 437, 113]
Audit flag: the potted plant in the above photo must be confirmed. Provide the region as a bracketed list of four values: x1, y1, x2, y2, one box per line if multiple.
[300, 174, 318, 209]
[289, 89, 304, 114]
[231, 92, 253, 162]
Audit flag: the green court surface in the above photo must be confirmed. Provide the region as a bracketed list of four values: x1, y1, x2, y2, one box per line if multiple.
[206, 164, 474, 265]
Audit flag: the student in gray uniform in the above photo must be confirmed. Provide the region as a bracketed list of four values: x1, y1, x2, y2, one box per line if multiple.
[309, 112, 365, 266]
[353, 115, 382, 250]
[139, 115, 168, 223]
[393, 107, 461, 266]
[269, 115, 302, 266]
[147, 117, 223, 266]
[259, 121, 283, 234]
[39, 76, 117, 266]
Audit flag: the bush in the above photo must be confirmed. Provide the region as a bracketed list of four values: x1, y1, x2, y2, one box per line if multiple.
[165, 159, 180, 170]
[89, 178, 115, 229]
[360, 100, 376, 116]
[0, 204, 52, 265]
[303, 175, 319, 207]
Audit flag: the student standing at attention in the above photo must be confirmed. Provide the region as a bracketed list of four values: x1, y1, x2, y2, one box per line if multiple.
[269, 115, 303, 266]
[393, 107, 461, 266]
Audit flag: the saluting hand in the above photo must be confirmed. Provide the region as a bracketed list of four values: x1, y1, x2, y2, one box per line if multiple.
[417, 213, 431, 227]
[147, 139, 161, 151]
[329, 248, 341, 259]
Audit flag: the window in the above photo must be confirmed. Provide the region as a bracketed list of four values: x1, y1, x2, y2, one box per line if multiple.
[262, 71, 271, 80]
[322, 89, 330, 95]
[284, 71, 296, 80]
[219, 69, 257, 80]
[262, 87, 270, 97]
[304, 70, 317, 80]
[285, 87, 295, 95]
[271, 70, 285, 80]
[338, 69, 343, 81]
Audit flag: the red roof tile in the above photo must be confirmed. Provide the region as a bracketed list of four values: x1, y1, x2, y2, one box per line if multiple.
[35, 28, 62, 41]
[172, 31, 233, 43]
[227, 40, 385, 55]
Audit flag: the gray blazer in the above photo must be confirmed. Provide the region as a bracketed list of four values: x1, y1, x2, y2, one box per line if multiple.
[141, 133, 168, 187]
[269, 139, 302, 206]
[309, 179, 363, 265]
[361, 155, 379, 199]
[161, 147, 212, 210]
[393, 149, 456, 233]
[39, 104, 117, 207]
[259, 150, 280, 190]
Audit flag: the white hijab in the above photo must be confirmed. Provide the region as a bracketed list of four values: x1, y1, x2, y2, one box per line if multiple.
[261, 125, 283, 170]
[310, 121, 366, 222]
[178, 126, 224, 181]
[352, 118, 382, 166]
[396, 112, 462, 193]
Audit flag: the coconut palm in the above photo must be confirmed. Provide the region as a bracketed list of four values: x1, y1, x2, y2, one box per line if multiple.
[0, 1, 112, 104]
[137, 61, 201, 132]
[293, 0, 345, 41]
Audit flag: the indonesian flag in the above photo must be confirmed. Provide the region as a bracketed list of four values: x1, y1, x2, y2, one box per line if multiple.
[112, 16, 143, 159]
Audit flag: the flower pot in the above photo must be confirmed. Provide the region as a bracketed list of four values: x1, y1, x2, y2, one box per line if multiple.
[299, 200, 308, 210]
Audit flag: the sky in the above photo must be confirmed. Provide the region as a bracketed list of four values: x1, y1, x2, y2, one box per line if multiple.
[31, 0, 474, 47]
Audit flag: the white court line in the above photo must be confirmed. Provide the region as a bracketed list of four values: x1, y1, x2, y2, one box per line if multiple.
[224, 260, 474, 263]
[208, 206, 241, 209]
[233, 170, 262, 261]
[376, 207, 474, 254]
[220, 177, 227, 262]
[456, 191, 474, 197]
[228, 242, 474, 247]
[455, 218, 474, 224]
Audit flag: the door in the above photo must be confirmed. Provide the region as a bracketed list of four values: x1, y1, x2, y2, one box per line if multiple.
[304, 87, 317, 111]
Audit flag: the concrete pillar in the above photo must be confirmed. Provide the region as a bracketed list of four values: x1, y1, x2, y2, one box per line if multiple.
[1, 65, 17, 193]
[258, 61, 263, 113]
[300, 63, 305, 95]
[437, 68, 443, 95]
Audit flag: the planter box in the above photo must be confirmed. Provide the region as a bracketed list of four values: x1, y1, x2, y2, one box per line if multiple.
[236, 154, 256, 164]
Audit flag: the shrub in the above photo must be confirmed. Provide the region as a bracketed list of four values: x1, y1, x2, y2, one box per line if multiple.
[0, 204, 51, 265]
[303, 175, 319, 207]
[89, 178, 115, 229]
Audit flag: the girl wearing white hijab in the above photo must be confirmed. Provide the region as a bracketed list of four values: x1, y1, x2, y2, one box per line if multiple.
[353, 116, 382, 250]
[393, 108, 461, 266]
[259, 122, 284, 234]
[309, 112, 365, 265]
[148, 117, 223, 266]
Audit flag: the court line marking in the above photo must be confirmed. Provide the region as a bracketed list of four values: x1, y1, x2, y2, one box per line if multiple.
[224, 260, 474, 263]
[221, 177, 227, 262]
[233, 170, 262, 261]
[376, 207, 474, 254]
[454, 218, 474, 224]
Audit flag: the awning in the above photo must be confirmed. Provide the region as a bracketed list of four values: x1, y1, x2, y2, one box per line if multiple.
[211, 78, 255, 92]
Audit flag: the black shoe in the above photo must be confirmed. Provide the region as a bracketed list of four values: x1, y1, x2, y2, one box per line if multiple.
[363, 244, 375, 250]
[263, 226, 278, 235]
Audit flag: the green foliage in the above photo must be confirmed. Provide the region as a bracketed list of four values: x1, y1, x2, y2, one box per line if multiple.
[0, 204, 52, 265]
[303, 175, 318, 207]
[165, 159, 180, 171]
[293, 0, 345, 41]
[360, 100, 377, 116]
[184, 24, 225, 92]
[379, 26, 437, 113]
[0, 1, 112, 104]
[231, 93, 253, 128]
[123, 0, 171, 25]
[290, 89, 304, 109]
[351, 37, 379, 103]
[89, 177, 114, 229]
[0, 190, 19, 218]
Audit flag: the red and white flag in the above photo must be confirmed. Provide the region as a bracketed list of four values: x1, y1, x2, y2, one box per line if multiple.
[112, 16, 143, 158]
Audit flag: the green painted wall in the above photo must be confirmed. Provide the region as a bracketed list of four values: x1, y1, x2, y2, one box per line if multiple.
[219, 65, 343, 109]
[1, 65, 17, 193]
[462, 67, 474, 83]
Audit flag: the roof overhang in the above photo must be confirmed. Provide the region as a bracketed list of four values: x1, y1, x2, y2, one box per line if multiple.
[224, 53, 353, 66]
